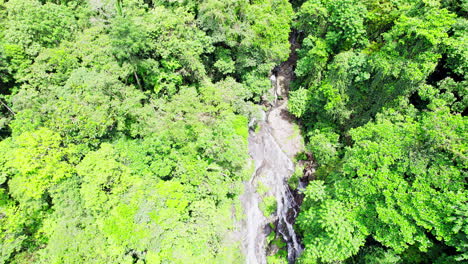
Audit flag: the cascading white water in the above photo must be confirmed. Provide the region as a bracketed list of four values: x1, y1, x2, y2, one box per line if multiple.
[241, 30, 304, 264]
[276, 175, 303, 262]
[241, 178, 267, 264]
[241, 101, 304, 263]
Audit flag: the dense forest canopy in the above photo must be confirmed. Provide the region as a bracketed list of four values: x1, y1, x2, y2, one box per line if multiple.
[0, 0, 293, 263]
[0, 0, 466, 264]
[290, 0, 467, 263]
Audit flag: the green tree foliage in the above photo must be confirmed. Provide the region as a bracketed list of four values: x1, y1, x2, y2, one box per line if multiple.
[0, 0, 292, 263]
[1, 0, 465, 263]
[293, 0, 457, 130]
[295, 0, 367, 52]
[298, 107, 467, 263]
[0, 128, 74, 262]
[197, 0, 293, 99]
[294, 0, 467, 263]
[11, 68, 149, 145]
[2, 0, 77, 61]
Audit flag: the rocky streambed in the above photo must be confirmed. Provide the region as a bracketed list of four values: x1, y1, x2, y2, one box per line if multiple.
[240, 31, 312, 264]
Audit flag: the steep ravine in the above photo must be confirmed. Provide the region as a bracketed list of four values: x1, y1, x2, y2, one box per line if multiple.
[241, 32, 308, 264]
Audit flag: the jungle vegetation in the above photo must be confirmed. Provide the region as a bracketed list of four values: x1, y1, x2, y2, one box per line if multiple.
[290, 0, 467, 263]
[0, 0, 466, 263]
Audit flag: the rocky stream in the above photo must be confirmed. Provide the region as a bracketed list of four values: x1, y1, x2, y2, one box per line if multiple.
[241, 32, 312, 264]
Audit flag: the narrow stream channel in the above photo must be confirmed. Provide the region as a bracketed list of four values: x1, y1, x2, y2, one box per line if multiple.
[241, 32, 305, 264]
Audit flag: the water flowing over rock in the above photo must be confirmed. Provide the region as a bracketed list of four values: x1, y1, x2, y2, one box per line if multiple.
[241, 31, 305, 264]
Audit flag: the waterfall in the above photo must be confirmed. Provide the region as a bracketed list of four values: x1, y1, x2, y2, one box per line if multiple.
[242, 112, 304, 264]
[240, 30, 304, 264]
